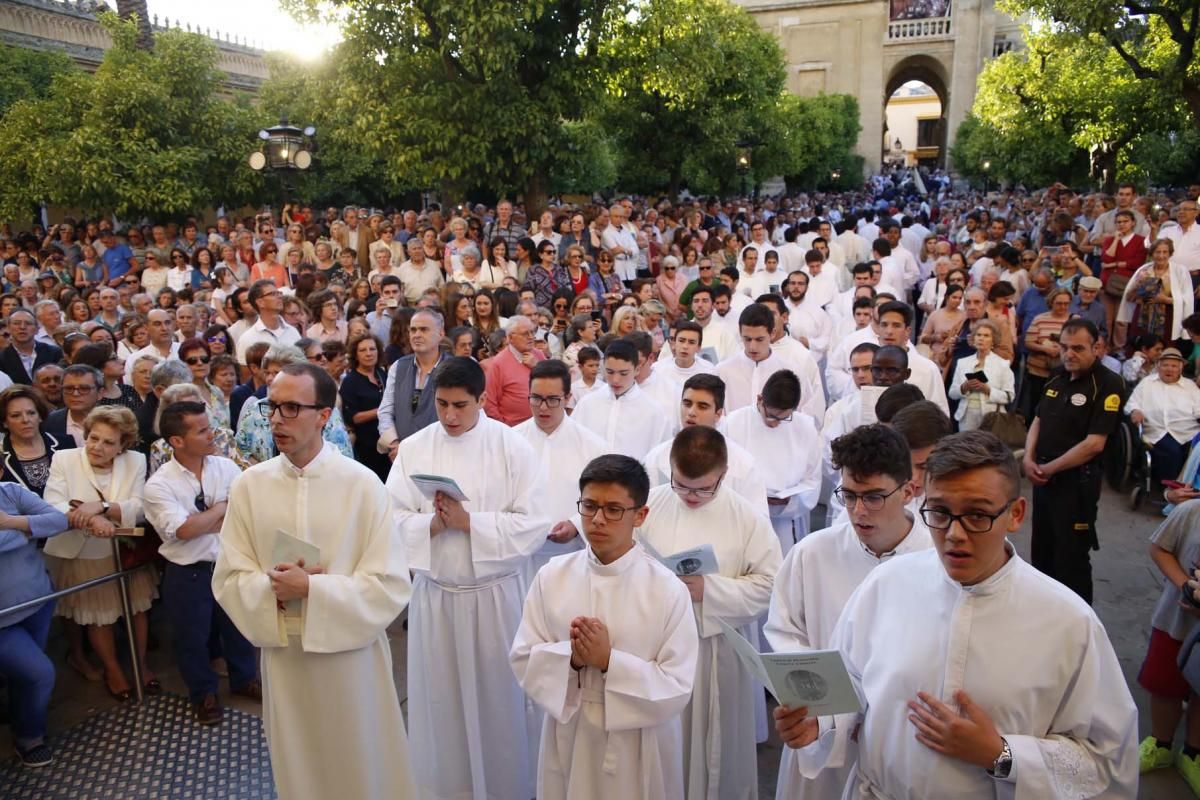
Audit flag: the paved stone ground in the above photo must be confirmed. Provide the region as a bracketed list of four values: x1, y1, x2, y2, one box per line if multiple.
[0, 483, 1191, 797]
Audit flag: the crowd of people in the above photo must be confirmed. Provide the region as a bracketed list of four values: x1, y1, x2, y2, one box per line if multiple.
[1, 170, 1200, 798]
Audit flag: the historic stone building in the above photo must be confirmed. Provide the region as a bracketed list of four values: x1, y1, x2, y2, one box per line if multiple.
[735, 0, 1022, 171]
[0, 0, 269, 90]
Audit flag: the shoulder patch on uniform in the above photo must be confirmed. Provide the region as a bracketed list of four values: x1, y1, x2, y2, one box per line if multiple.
[1045, 389, 1058, 398]
[1073, 523, 1090, 531]
[1103, 393, 1120, 412]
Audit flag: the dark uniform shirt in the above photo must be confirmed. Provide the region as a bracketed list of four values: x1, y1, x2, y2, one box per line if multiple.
[1034, 362, 1124, 463]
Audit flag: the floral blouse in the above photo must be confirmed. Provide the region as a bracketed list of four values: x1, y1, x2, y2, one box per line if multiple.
[233, 397, 354, 466]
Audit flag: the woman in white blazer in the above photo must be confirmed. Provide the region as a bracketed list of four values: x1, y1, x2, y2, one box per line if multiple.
[948, 319, 1016, 431]
[43, 405, 157, 701]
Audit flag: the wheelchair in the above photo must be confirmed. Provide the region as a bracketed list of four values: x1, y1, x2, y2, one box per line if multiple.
[1103, 416, 1154, 510]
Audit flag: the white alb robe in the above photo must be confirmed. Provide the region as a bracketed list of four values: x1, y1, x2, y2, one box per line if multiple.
[799, 547, 1138, 799]
[825, 328, 949, 413]
[723, 406, 822, 554]
[212, 444, 414, 800]
[643, 436, 770, 519]
[639, 371, 684, 431]
[696, 318, 742, 362]
[571, 383, 674, 459]
[785, 300, 834, 363]
[514, 415, 608, 577]
[716, 347, 825, 425]
[510, 544, 700, 800]
[388, 415, 550, 800]
[764, 520, 932, 800]
[654, 356, 718, 386]
[770, 337, 827, 424]
[637, 486, 782, 800]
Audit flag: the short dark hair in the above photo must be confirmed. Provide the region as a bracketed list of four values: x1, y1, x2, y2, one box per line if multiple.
[623, 331, 653, 360]
[683, 373, 726, 410]
[850, 342, 880, 359]
[738, 303, 774, 331]
[577, 345, 601, 365]
[670, 425, 728, 478]
[925, 430, 1021, 498]
[72, 341, 113, 371]
[872, 238, 892, 257]
[279, 363, 338, 409]
[674, 319, 703, 342]
[755, 294, 787, 319]
[62, 363, 102, 389]
[248, 279, 277, 312]
[831, 423, 912, 486]
[579, 454, 650, 507]
[890, 401, 954, 450]
[876, 300, 913, 328]
[690, 285, 715, 303]
[604, 338, 639, 366]
[875, 383, 923, 423]
[530, 359, 571, 396]
[761, 369, 801, 410]
[1061, 318, 1099, 343]
[434, 355, 486, 399]
[159, 400, 208, 443]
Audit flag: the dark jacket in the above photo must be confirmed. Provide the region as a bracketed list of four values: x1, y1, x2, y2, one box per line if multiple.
[0, 431, 74, 496]
[43, 408, 72, 448]
[0, 342, 63, 386]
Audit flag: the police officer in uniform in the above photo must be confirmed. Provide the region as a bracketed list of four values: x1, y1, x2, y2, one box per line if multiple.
[1022, 318, 1123, 605]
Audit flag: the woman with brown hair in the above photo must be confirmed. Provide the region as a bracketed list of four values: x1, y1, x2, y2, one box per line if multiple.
[0, 384, 72, 496]
[339, 332, 391, 481]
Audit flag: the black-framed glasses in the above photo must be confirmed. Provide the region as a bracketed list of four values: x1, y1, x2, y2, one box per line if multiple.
[62, 384, 98, 395]
[577, 499, 638, 521]
[261, 400, 325, 419]
[834, 483, 905, 511]
[919, 499, 1016, 533]
[309, 352, 328, 362]
[529, 394, 564, 408]
[670, 473, 724, 499]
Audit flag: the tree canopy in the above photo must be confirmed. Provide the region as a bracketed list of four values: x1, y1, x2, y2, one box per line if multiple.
[0, 44, 75, 118]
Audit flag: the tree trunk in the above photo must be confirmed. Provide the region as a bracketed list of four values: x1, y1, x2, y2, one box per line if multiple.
[1089, 141, 1119, 194]
[523, 169, 548, 226]
[1183, 83, 1200, 131]
[115, 0, 153, 50]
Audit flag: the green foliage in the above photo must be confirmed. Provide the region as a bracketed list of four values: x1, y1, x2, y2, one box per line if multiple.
[0, 14, 263, 221]
[548, 119, 618, 194]
[0, 44, 75, 117]
[755, 93, 863, 192]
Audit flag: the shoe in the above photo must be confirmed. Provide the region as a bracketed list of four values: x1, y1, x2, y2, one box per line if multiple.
[1140, 736, 1173, 772]
[193, 694, 224, 726]
[142, 677, 163, 696]
[231, 679, 262, 703]
[15, 743, 53, 768]
[1179, 751, 1200, 796]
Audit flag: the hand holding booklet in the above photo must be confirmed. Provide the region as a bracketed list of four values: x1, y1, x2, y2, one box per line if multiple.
[272, 529, 321, 614]
[641, 540, 720, 576]
[409, 474, 470, 503]
[717, 619, 860, 715]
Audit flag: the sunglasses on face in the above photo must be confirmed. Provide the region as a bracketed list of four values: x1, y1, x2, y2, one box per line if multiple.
[184, 355, 210, 365]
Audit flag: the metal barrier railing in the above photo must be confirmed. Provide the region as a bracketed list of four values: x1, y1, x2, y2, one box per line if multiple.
[1, 539, 153, 703]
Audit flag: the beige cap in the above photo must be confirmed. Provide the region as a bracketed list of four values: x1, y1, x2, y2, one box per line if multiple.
[1078, 276, 1102, 291]
[1161, 347, 1185, 361]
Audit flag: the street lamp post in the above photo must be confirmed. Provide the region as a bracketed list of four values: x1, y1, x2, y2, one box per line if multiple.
[735, 140, 753, 199]
[248, 117, 317, 202]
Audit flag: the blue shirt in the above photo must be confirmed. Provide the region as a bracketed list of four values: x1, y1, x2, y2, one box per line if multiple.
[1069, 296, 1108, 337]
[101, 243, 136, 280]
[1015, 286, 1051, 352]
[0, 482, 69, 628]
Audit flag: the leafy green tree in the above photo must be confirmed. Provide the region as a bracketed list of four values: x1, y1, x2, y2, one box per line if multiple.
[0, 45, 75, 117]
[755, 93, 864, 193]
[0, 14, 263, 222]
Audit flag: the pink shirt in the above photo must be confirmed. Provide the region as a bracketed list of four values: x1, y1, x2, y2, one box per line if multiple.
[483, 346, 545, 426]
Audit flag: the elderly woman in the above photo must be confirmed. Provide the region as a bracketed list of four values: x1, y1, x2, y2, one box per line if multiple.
[1021, 287, 1074, 418]
[637, 299, 668, 350]
[339, 333, 391, 481]
[147, 382, 244, 474]
[452, 245, 486, 291]
[0, 385, 74, 496]
[443, 216, 473, 274]
[656, 255, 688, 321]
[1117, 238, 1194, 349]
[948, 319, 1016, 431]
[43, 406, 158, 702]
[128, 354, 158, 410]
[611, 305, 640, 337]
[0, 480, 69, 766]
[178, 337, 231, 430]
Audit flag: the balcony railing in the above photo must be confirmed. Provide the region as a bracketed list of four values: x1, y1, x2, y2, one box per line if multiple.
[887, 16, 953, 41]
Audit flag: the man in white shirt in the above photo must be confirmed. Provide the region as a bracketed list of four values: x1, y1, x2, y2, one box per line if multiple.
[124, 309, 181, 383]
[814, 220, 846, 269]
[233, 281, 300, 367]
[778, 226, 809, 275]
[837, 219, 868, 270]
[602, 204, 640, 282]
[740, 219, 772, 268]
[1125, 347, 1200, 484]
[397, 238, 445, 305]
[626, 331, 681, 423]
[800, 250, 840, 310]
[573, 339, 673, 459]
[1162, 200, 1200, 275]
[774, 431, 1138, 799]
[529, 210, 562, 249]
[654, 320, 718, 384]
[882, 222, 921, 291]
[144, 400, 257, 726]
[870, 238, 909, 297]
[749, 297, 826, 424]
[767, 423, 933, 800]
[684, 286, 741, 364]
[740, 249, 787, 298]
[514, 360, 607, 578]
[783, 272, 834, 362]
[637, 426, 781, 800]
[389, 356, 548, 800]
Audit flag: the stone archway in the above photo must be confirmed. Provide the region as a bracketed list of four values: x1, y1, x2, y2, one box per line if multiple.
[883, 55, 951, 168]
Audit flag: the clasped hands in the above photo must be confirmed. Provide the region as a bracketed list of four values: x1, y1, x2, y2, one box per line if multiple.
[68, 499, 117, 538]
[429, 491, 470, 535]
[773, 689, 1003, 770]
[569, 616, 611, 672]
[270, 558, 324, 610]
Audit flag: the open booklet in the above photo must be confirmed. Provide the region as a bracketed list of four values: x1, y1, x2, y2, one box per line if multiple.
[858, 385, 887, 426]
[272, 529, 321, 614]
[640, 539, 720, 576]
[409, 474, 470, 503]
[717, 619, 860, 715]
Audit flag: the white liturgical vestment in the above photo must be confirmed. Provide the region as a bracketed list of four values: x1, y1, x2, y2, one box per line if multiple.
[716, 348, 824, 425]
[388, 415, 550, 800]
[764, 519, 932, 800]
[212, 444, 415, 800]
[637, 485, 782, 800]
[510, 544, 699, 800]
[643, 435, 770, 519]
[571, 382, 674, 459]
[799, 547, 1138, 799]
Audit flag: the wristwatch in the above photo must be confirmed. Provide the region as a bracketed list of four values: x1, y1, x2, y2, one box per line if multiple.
[101, 501, 111, 514]
[988, 737, 1013, 779]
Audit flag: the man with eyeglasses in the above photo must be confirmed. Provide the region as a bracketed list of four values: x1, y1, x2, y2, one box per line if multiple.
[724, 369, 821, 553]
[233, 280, 301, 368]
[634, 425, 779, 799]
[573, 338, 673, 459]
[215, 363, 416, 799]
[514, 360, 606, 580]
[510, 454, 699, 800]
[768, 423, 932, 800]
[678, 258, 722, 314]
[483, 316, 545, 426]
[389, 356, 548, 800]
[377, 309, 447, 460]
[144, 401, 258, 726]
[44, 364, 100, 446]
[774, 431, 1137, 799]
